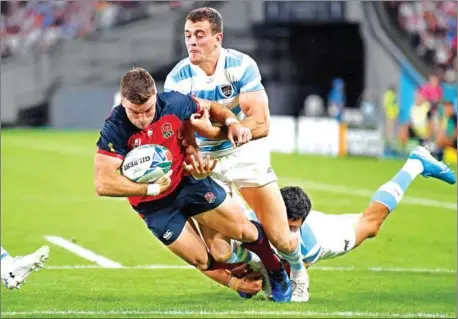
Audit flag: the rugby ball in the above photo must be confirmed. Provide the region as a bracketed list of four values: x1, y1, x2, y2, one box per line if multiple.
[121, 144, 172, 183]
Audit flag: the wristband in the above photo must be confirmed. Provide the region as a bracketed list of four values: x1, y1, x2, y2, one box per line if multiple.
[146, 184, 160, 196]
[228, 276, 240, 291]
[225, 118, 239, 126]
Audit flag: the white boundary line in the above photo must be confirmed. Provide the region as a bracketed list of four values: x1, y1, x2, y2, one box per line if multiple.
[1, 310, 453, 318]
[43, 264, 456, 274]
[5, 142, 457, 210]
[43, 236, 123, 269]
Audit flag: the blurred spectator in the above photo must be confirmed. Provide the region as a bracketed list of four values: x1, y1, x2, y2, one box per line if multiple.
[399, 90, 430, 151]
[442, 70, 457, 105]
[303, 94, 325, 117]
[327, 78, 345, 122]
[383, 85, 399, 153]
[426, 100, 457, 162]
[419, 74, 443, 106]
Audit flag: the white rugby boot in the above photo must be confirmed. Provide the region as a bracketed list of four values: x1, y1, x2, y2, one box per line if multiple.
[290, 268, 310, 302]
[1, 245, 49, 289]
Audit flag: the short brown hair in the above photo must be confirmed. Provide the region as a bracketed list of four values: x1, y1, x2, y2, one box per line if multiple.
[186, 7, 223, 34]
[120, 67, 156, 105]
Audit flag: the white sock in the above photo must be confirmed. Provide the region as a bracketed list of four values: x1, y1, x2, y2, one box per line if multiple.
[401, 159, 424, 179]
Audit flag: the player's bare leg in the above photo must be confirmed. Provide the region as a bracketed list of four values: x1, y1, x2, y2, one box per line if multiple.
[166, 221, 213, 270]
[354, 202, 389, 247]
[193, 196, 292, 302]
[197, 223, 260, 267]
[196, 221, 267, 298]
[355, 146, 456, 247]
[240, 183, 308, 302]
[166, 221, 242, 272]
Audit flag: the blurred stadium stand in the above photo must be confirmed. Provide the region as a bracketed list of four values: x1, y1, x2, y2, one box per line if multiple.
[1, 1, 456, 163]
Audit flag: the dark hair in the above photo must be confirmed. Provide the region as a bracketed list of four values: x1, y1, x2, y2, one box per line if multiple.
[186, 7, 223, 34]
[280, 186, 312, 222]
[120, 67, 156, 105]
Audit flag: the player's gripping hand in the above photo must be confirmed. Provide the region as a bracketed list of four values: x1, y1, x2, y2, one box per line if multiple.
[226, 120, 252, 147]
[182, 153, 217, 179]
[153, 170, 173, 193]
[189, 109, 219, 137]
[229, 272, 263, 295]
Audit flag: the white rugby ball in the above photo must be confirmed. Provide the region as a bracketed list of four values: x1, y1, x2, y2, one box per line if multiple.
[121, 144, 172, 183]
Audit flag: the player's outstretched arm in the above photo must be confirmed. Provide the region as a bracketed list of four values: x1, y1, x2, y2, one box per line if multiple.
[94, 154, 172, 197]
[239, 90, 270, 139]
[193, 98, 252, 146]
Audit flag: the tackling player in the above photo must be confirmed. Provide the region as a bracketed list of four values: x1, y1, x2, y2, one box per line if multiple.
[234, 146, 456, 299]
[1, 245, 49, 289]
[165, 7, 305, 302]
[94, 67, 291, 302]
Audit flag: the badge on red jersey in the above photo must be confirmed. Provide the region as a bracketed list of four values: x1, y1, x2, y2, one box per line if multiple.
[161, 123, 174, 139]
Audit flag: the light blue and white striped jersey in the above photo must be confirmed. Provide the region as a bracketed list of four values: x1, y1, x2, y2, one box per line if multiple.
[245, 210, 322, 265]
[164, 48, 264, 157]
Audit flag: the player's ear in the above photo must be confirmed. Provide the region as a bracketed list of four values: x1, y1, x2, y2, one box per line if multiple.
[216, 33, 223, 46]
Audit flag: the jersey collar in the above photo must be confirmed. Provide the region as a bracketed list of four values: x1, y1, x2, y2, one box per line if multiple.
[190, 48, 226, 78]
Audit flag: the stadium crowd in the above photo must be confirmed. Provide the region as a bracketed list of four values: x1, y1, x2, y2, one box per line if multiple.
[1, 0, 183, 59]
[387, 1, 457, 83]
[381, 1, 457, 163]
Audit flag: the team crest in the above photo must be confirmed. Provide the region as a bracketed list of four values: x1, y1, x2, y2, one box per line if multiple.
[204, 192, 216, 203]
[161, 123, 173, 139]
[220, 84, 233, 98]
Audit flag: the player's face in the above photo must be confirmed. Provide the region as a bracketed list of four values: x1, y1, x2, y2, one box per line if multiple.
[123, 95, 156, 129]
[184, 20, 221, 64]
[288, 219, 304, 233]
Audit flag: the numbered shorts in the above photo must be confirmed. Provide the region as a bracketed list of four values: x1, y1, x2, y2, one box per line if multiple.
[133, 176, 227, 246]
[209, 139, 277, 193]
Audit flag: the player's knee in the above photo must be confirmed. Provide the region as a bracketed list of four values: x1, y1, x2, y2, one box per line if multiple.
[224, 221, 254, 242]
[360, 219, 382, 239]
[191, 255, 210, 271]
[269, 232, 295, 254]
[208, 242, 232, 263]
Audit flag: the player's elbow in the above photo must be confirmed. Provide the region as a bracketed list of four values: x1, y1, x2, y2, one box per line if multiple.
[94, 178, 110, 196]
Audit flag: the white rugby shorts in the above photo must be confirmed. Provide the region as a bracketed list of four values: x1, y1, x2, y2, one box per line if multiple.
[208, 138, 277, 193]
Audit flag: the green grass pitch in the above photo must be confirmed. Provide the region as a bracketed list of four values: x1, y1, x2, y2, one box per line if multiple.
[1, 130, 456, 318]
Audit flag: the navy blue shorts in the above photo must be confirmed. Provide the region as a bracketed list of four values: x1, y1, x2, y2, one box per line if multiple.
[133, 176, 227, 245]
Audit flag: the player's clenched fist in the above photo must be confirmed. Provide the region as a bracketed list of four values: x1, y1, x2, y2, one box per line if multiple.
[229, 271, 263, 295]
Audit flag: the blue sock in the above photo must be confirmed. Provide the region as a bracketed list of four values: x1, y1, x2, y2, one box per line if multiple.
[1, 247, 9, 260]
[371, 159, 423, 212]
